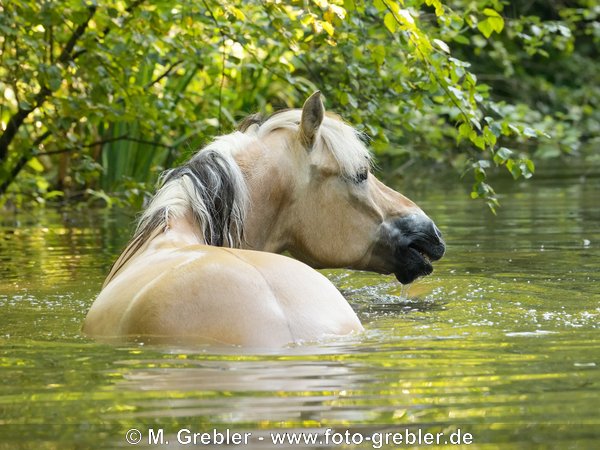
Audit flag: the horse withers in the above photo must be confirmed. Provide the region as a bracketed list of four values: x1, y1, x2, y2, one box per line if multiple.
[83, 91, 445, 347]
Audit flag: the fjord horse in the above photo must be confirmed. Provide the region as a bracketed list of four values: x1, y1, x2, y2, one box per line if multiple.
[83, 92, 445, 347]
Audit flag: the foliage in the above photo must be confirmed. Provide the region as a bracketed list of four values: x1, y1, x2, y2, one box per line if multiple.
[0, 0, 598, 211]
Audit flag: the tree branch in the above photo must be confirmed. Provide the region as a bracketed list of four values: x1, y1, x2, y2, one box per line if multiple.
[0, 86, 51, 163]
[0, 131, 173, 195]
[57, 6, 97, 64]
[37, 135, 173, 157]
[381, 1, 475, 130]
[0, 131, 52, 195]
[145, 59, 183, 89]
[0, 6, 97, 164]
[81, 0, 147, 52]
[201, 0, 226, 133]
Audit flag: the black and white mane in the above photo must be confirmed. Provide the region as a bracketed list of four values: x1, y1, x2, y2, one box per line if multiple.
[139, 149, 248, 248]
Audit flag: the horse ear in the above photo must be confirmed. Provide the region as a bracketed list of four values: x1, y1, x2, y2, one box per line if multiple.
[300, 91, 324, 148]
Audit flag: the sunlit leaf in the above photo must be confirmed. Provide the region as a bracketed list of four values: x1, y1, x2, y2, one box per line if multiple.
[27, 158, 45, 173]
[433, 38, 450, 53]
[384, 13, 398, 33]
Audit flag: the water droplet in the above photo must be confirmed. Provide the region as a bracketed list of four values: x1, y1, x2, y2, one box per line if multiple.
[400, 283, 412, 298]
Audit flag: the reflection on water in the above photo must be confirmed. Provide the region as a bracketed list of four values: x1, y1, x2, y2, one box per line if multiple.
[0, 165, 599, 449]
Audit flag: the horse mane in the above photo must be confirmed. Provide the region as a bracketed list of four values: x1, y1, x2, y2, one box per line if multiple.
[104, 134, 251, 286]
[104, 107, 371, 286]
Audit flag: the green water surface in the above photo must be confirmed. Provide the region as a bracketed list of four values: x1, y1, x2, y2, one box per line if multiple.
[1, 166, 598, 449]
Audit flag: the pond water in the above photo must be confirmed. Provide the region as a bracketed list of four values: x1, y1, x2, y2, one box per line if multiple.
[0, 164, 598, 449]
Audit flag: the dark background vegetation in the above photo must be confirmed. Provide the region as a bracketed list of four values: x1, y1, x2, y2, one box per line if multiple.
[1, 0, 598, 211]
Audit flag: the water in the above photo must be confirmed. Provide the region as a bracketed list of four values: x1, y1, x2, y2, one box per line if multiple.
[1, 165, 598, 449]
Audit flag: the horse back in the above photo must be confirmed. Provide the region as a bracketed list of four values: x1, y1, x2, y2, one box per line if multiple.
[84, 245, 362, 346]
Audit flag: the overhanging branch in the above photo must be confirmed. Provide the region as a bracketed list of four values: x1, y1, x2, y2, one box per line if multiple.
[37, 135, 173, 157]
[0, 6, 97, 164]
[0, 131, 52, 195]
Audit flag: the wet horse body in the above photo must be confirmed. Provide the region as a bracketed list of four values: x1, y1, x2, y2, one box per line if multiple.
[83, 92, 445, 346]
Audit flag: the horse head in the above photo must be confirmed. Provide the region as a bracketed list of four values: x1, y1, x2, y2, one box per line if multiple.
[236, 91, 445, 284]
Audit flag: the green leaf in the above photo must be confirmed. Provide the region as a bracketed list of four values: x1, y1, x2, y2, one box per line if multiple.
[370, 44, 385, 65]
[27, 158, 45, 173]
[473, 135, 486, 150]
[477, 19, 494, 38]
[19, 100, 33, 110]
[489, 16, 504, 33]
[458, 122, 471, 138]
[506, 159, 522, 179]
[86, 189, 114, 208]
[478, 10, 504, 38]
[433, 38, 450, 53]
[47, 66, 62, 92]
[487, 197, 499, 214]
[453, 34, 470, 45]
[373, 0, 386, 12]
[483, 126, 497, 146]
[229, 6, 246, 21]
[35, 177, 49, 193]
[474, 167, 486, 182]
[494, 147, 513, 164]
[384, 13, 398, 33]
[321, 20, 334, 36]
[45, 190, 65, 200]
[483, 8, 501, 18]
[513, 159, 535, 179]
[425, 0, 445, 17]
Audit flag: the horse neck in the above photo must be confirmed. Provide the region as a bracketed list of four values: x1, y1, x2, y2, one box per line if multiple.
[162, 212, 207, 246]
[135, 203, 286, 258]
[103, 212, 202, 287]
[236, 151, 294, 254]
[242, 196, 289, 254]
[156, 189, 289, 254]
